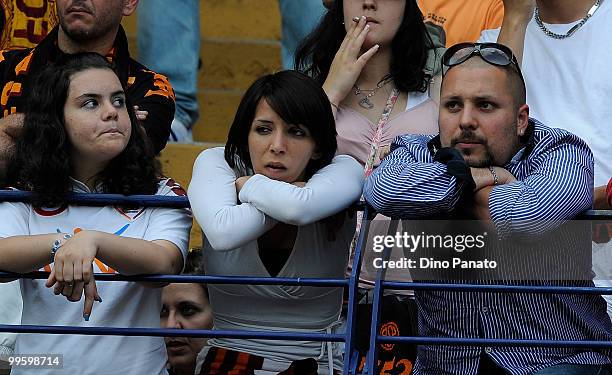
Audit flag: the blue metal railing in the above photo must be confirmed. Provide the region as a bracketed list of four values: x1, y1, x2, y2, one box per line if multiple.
[1, 190, 611, 375]
[0, 190, 191, 207]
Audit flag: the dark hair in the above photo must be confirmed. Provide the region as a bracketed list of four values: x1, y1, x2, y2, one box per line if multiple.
[295, 0, 434, 93]
[6, 52, 160, 206]
[184, 249, 205, 275]
[182, 249, 209, 299]
[224, 70, 337, 179]
[504, 65, 527, 110]
[442, 56, 527, 110]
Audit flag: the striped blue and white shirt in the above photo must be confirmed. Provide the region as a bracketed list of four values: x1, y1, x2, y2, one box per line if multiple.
[363, 119, 612, 374]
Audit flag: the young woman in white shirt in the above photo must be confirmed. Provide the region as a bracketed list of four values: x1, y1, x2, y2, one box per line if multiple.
[0, 53, 191, 375]
[188, 70, 363, 374]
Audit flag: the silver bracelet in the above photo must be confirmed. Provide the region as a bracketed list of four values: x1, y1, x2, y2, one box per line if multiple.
[488, 166, 499, 186]
[51, 233, 73, 261]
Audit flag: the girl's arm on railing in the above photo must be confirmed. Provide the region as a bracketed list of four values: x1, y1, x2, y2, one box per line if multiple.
[0, 232, 183, 276]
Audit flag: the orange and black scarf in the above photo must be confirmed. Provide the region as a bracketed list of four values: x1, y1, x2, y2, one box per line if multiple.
[198, 347, 326, 375]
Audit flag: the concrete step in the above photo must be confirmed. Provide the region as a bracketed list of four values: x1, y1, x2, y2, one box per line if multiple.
[200, 38, 280, 90]
[202, 0, 280, 40]
[197, 0, 283, 143]
[194, 89, 243, 143]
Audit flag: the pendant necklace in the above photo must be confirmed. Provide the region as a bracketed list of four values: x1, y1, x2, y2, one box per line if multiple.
[353, 79, 390, 110]
[534, 0, 601, 39]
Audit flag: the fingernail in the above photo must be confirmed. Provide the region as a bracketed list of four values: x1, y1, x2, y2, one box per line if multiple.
[83, 314, 90, 322]
[352, 16, 360, 22]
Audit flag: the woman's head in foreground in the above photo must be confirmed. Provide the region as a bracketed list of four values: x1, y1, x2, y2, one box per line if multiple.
[225, 70, 337, 182]
[8, 52, 159, 205]
[161, 251, 213, 374]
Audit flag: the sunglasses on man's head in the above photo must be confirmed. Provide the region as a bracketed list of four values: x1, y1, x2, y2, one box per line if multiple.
[441, 42, 525, 84]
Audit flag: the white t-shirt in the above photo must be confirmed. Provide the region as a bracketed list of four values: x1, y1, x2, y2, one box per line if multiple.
[188, 148, 364, 373]
[0, 178, 192, 375]
[479, 2, 612, 186]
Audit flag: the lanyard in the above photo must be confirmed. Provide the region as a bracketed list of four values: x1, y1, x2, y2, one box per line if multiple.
[348, 87, 400, 273]
[363, 87, 399, 177]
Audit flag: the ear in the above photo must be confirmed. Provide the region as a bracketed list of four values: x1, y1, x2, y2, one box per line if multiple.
[122, 0, 139, 16]
[516, 104, 529, 136]
[311, 151, 322, 161]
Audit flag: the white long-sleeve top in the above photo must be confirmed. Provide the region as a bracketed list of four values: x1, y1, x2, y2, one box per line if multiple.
[188, 147, 363, 371]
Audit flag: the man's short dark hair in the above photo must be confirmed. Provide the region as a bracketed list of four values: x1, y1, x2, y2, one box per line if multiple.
[443, 56, 526, 110]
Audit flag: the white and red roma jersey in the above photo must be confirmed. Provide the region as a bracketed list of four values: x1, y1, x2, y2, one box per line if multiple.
[0, 178, 192, 375]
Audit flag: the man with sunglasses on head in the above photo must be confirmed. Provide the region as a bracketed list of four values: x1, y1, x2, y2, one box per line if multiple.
[363, 42, 612, 375]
